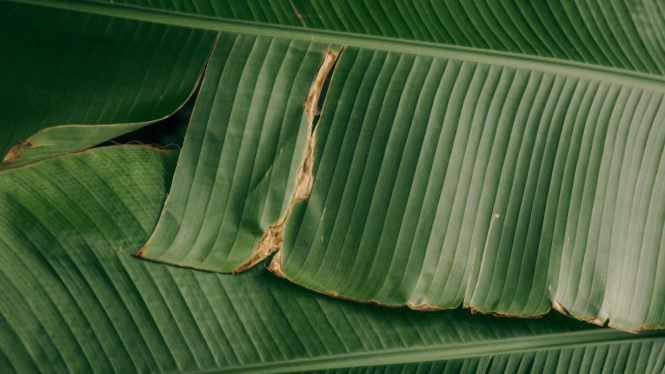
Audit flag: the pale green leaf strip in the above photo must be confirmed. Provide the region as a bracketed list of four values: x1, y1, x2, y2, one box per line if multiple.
[4, 122, 179, 170]
[275, 45, 665, 332]
[0, 146, 664, 373]
[136, 32, 333, 272]
[0, 1, 217, 169]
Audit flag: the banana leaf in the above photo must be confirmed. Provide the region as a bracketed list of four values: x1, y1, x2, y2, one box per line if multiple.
[0, 1, 216, 169]
[102, 0, 665, 76]
[271, 44, 665, 333]
[135, 32, 339, 273]
[1, 146, 663, 373]
[6, 0, 665, 333]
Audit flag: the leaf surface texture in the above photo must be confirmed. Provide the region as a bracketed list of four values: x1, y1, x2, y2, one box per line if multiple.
[136, 32, 332, 272]
[273, 45, 665, 332]
[1, 146, 664, 373]
[0, 1, 216, 168]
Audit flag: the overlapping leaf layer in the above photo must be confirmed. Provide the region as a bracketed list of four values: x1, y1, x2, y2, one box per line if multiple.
[2, 0, 665, 372]
[0, 1, 216, 168]
[0, 146, 663, 373]
[137, 32, 331, 272]
[274, 46, 665, 332]
[109, 0, 665, 75]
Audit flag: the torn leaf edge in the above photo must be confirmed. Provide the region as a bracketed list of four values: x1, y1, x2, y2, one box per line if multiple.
[233, 47, 343, 273]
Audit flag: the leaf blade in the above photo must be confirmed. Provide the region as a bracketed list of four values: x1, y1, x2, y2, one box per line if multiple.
[273, 45, 665, 331]
[136, 32, 334, 272]
[101, 0, 665, 77]
[1, 146, 664, 373]
[0, 1, 217, 168]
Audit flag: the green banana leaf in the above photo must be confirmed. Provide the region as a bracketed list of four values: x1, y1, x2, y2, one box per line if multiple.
[100, 0, 665, 76]
[1, 146, 664, 373]
[59, 0, 665, 331]
[271, 44, 665, 332]
[135, 32, 339, 273]
[0, 1, 216, 169]
[2, 0, 664, 360]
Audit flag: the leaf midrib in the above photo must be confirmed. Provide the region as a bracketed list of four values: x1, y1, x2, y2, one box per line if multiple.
[189, 329, 665, 374]
[13, 0, 665, 93]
